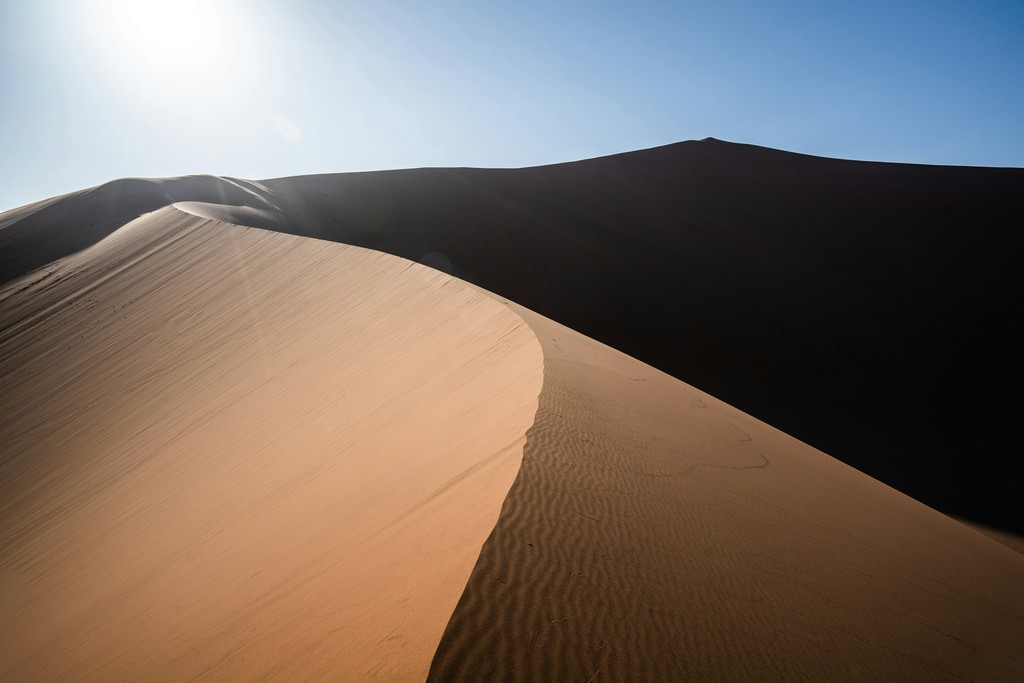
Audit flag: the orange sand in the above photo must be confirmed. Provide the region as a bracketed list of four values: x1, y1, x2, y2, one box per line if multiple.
[0, 208, 542, 680]
[2, 156, 1023, 681]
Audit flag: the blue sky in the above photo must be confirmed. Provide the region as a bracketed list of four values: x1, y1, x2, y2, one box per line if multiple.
[1, 0, 1022, 210]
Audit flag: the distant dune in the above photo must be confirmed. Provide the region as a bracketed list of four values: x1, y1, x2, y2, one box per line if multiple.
[1, 142, 1023, 680]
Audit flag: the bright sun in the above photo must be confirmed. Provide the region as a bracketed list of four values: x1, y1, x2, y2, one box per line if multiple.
[103, 0, 229, 73]
[76, 0, 267, 112]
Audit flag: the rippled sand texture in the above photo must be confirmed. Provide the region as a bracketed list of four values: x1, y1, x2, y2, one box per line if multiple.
[429, 309, 1024, 682]
[0, 208, 542, 681]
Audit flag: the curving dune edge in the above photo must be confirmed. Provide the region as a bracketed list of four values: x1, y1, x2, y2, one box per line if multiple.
[431, 306, 1024, 681]
[1, 174, 1022, 681]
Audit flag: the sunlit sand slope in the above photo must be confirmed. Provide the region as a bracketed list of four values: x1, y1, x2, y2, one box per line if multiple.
[429, 308, 1024, 682]
[5, 140, 1020, 535]
[0, 207, 542, 681]
[2, 150, 1023, 682]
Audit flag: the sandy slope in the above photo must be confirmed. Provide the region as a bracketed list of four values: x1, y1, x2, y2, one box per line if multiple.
[4, 140, 1021, 537]
[256, 142, 1024, 538]
[430, 307, 1024, 681]
[0, 207, 542, 680]
[0, 176, 280, 285]
[2, 151, 1023, 681]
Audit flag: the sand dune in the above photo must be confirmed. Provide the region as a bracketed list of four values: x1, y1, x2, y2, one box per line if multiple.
[2, 144, 1024, 680]
[0, 207, 542, 680]
[256, 141, 1024, 538]
[4, 139, 1021, 537]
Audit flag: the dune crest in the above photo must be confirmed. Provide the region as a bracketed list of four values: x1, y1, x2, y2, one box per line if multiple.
[2, 144, 1024, 680]
[5, 140, 1021, 536]
[0, 207, 543, 680]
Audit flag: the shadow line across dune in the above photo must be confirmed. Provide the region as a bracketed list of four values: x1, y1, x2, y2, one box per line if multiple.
[428, 305, 1024, 682]
[5, 139, 1021, 540]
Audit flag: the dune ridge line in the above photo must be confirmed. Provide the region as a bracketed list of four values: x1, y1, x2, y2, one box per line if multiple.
[2, 150, 1023, 680]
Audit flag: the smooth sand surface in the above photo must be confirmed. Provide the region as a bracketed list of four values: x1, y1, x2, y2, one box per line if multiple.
[0, 207, 542, 680]
[957, 519, 1024, 556]
[430, 307, 1024, 681]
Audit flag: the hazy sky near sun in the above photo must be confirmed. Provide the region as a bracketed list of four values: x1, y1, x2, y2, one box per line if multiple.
[1, 0, 1022, 210]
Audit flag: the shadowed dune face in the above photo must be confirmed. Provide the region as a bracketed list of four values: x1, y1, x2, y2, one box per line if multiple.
[4, 139, 1019, 534]
[0, 179, 1022, 680]
[430, 308, 1024, 682]
[0, 208, 542, 680]
[259, 144, 1024, 536]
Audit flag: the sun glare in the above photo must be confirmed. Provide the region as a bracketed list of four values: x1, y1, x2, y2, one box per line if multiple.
[75, 0, 271, 117]
[111, 0, 224, 70]
[101, 0, 228, 73]
[78, 0, 264, 99]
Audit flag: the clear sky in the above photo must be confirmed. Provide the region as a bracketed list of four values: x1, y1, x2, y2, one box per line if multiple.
[1, 0, 1022, 210]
